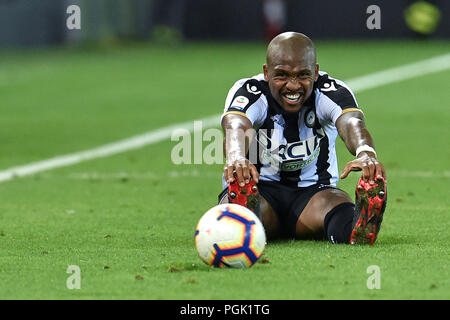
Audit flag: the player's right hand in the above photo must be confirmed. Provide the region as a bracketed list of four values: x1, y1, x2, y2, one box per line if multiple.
[224, 159, 259, 187]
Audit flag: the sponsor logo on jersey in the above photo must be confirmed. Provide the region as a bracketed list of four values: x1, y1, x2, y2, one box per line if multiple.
[230, 96, 249, 110]
[280, 146, 320, 171]
[257, 129, 324, 172]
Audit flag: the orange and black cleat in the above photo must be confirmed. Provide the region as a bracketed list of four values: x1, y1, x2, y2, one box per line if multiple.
[349, 176, 387, 245]
[228, 176, 262, 221]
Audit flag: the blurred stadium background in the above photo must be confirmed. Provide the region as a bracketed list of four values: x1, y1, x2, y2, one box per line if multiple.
[0, 0, 449, 47]
[0, 0, 449, 300]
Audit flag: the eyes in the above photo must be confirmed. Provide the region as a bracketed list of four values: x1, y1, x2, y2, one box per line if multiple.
[272, 70, 313, 81]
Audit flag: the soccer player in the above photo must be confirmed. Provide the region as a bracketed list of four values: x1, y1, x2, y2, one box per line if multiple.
[219, 32, 387, 245]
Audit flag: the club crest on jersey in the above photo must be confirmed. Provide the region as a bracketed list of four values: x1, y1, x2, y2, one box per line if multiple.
[305, 109, 316, 128]
[246, 83, 261, 95]
[230, 96, 249, 110]
[320, 81, 337, 92]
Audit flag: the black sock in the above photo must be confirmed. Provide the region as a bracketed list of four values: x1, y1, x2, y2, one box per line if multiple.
[323, 202, 355, 244]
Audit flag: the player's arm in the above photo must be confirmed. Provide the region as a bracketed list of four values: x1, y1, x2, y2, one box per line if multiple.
[335, 110, 386, 184]
[221, 113, 259, 187]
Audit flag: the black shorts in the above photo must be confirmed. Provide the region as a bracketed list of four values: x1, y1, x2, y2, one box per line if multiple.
[218, 180, 337, 238]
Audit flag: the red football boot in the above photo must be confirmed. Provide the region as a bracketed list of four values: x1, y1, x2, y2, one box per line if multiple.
[228, 176, 262, 221]
[349, 176, 387, 245]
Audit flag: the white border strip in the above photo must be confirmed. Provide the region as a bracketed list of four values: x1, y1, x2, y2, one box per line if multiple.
[1, 53, 449, 183]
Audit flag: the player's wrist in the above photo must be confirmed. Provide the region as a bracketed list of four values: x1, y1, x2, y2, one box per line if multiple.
[357, 151, 377, 159]
[355, 145, 376, 158]
[226, 154, 247, 165]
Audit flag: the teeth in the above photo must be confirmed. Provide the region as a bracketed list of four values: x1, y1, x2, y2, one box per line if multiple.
[285, 93, 301, 101]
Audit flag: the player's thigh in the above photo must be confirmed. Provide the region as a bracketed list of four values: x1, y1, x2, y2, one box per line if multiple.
[219, 193, 281, 240]
[295, 188, 353, 239]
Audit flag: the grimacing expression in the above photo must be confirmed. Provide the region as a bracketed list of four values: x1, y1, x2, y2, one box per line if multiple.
[264, 53, 318, 113]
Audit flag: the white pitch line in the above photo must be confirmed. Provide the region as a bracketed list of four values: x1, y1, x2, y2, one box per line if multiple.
[0, 115, 220, 183]
[1, 52, 450, 183]
[346, 52, 450, 92]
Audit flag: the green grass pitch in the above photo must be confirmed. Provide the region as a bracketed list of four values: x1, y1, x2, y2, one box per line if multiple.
[0, 40, 449, 299]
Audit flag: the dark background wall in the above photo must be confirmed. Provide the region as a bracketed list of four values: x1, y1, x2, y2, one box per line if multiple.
[283, 0, 449, 39]
[0, 0, 66, 47]
[0, 0, 448, 48]
[182, 0, 265, 41]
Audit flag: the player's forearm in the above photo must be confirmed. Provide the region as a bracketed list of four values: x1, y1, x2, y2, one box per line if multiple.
[221, 114, 254, 163]
[336, 112, 376, 158]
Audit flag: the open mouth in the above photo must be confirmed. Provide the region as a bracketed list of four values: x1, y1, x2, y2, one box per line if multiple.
[282, 92, 303, 105]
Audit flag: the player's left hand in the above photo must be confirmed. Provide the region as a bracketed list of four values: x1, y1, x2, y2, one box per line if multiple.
[340, 152, 386, 184]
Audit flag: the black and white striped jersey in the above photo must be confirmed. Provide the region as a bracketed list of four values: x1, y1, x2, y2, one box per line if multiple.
[222, 71, 362, 188]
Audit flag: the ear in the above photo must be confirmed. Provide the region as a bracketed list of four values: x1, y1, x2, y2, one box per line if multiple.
[263, 64, 269, 81]
[314, 64, 319, 81]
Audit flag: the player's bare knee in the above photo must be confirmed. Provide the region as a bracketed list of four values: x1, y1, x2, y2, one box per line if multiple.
[260, 197, 281, 240]
[311, 188, 352, 214]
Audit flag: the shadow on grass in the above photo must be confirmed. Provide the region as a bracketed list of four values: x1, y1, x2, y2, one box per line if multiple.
[167, 255, 273, 273]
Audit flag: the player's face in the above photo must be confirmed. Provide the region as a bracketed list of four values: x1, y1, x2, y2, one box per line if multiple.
[264, 56, 318, 113]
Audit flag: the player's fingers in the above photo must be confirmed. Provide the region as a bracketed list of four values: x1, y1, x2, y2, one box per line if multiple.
[381, 164, 387, 180]
[361, 162, 370, 182]
[367, 160, 376, 184]
[340, 163, 351, 179]
[234, 165, 245, 187]
[242, 167, 250, 184]
[249, 165, 259, 183]
[225, 164, 235, 184]
[340, 162, 360, 179]
[374, 161, 386, 180]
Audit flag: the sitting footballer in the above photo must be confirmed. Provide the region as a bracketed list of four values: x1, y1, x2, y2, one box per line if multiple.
[218, 32, 387, 245]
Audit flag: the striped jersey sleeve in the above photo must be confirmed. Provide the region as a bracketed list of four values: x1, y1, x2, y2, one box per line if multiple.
[222, 76, 267, 128]
[315, 72, 362, 124]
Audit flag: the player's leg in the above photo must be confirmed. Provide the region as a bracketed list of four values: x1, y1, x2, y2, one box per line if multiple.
[218, 190, 281, 240]
[295, 188, 354, 242]
[259, 197, 281, 240]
